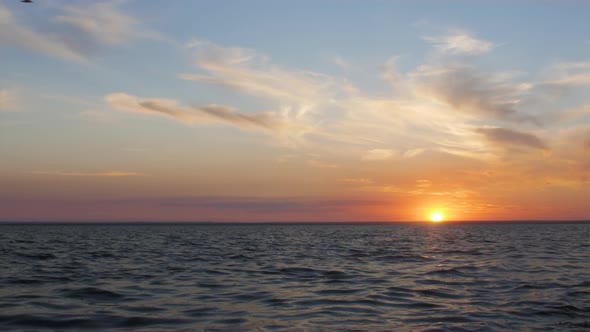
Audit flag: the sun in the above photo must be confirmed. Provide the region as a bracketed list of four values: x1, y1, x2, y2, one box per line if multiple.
[430, 212, 444, 223]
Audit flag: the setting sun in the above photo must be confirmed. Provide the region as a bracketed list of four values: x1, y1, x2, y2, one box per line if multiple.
[430, 212, 444, 223]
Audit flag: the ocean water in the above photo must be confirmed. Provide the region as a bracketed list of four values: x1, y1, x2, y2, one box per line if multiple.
[0, 223, 588, 331]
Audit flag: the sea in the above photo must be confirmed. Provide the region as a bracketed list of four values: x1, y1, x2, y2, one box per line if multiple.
[0, 223, 588, 331]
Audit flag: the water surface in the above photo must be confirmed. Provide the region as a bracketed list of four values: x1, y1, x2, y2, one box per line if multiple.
[0, 223, 589, 331]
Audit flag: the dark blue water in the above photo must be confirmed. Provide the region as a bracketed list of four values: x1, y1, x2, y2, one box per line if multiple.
[0, 223, 588, 331]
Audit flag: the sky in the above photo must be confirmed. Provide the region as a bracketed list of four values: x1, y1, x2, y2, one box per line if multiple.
[1, 0, 589, 222]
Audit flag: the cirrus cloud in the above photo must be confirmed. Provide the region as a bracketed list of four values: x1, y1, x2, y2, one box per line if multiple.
[105, 93, 290, 134]
[362, 149, 396, 161]
[0, 1, 146, 63]
[423, 30, 494, 55]
[475, 127, 548, 150]
[411, 65, 538, 125]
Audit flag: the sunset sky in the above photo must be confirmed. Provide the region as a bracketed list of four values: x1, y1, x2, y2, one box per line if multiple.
[1, 0, 589, 222]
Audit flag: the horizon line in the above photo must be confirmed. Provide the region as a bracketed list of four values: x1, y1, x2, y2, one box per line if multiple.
[1, 220, 588, 225]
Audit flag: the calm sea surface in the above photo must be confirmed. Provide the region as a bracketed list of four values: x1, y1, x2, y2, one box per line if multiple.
[0, 223, 588, 331]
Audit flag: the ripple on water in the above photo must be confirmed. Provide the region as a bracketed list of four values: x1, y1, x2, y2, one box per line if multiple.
[0, 314, 100, 329]
[57, 287, 128, 301]
[0, 223, 588, 331]
[313, 288, 362, 295]
[415, 288, 462, 299]
[15, 253, 57, 260]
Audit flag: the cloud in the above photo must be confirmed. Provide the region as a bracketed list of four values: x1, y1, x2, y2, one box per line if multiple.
[307, 159, 339, 169]
[116, 34, 585, 169]
[415, 179, 432, 188]
[381, 56, 403, 89]
[402, 148, 425, 159]
[542, 62, 590, 87]
[176, 38, 502, 156]
[181, 40, 335, 107]
[412, 65, 538, 124]
[424, 30, 493, 55]
[0, 3, 86, 62]
[0, 1, 143, 62]
[54, 2, 138, 46]
[332, 56, 352, 70]
[31, 171, 146, 177]
[554, 125, 590, 151]
[476, 127, 548, 150]
[552, 105, 590, 123]
[551, 74, 590, 87]
[362, 149, 396, 161]
[105, 93, 286, 133]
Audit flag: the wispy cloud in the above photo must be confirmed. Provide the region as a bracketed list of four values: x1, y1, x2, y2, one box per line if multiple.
[180, 40, 335, 107]
[475, 127, 547, 150]
[54, 2, 139, 46]
[0, 3, 86, 62]
[542, 62, 590, 87]
[105, 93, 290, 134]
[105, 28, 588, 190]
[415, 179, 432, 188]
[361, 149, 396, 161]
[332, 56, 352, 70]
[0, 1, 144, 62]
[553, 125, 590, 157]
[412, 65, 538, 124]
[424, 30, 494, 55]
[31, 171, 146, 177]
[307, 159, 339, 169]
[550, 105, 590, 124]
[105, 33, 523, 159]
